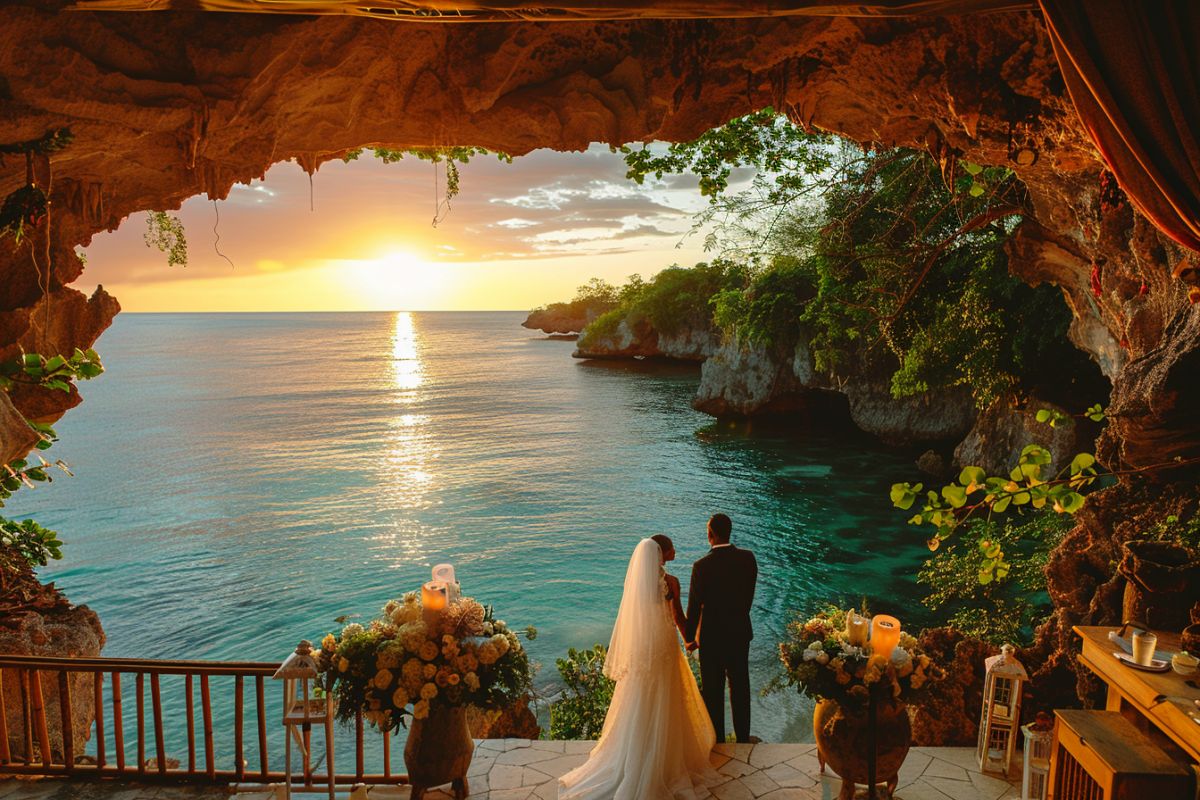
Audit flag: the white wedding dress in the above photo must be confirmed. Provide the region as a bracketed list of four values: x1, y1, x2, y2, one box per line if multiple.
[559, 538, 718, 800]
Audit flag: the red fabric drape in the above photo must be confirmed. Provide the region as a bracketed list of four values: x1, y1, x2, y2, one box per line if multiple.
[1040, 1, 1200, 253]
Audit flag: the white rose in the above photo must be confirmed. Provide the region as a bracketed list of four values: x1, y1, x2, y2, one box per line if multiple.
[342, 622, 365, 638]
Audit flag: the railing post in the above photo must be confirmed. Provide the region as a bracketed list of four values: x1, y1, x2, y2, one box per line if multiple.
[29, 670, 52, 767]
[150, 673, 166, 774]
[185, 673, 195, 774]
[135, 672, 145, 776]
[255, 675, 268, 780]
[19, 669, 32, 766]
[234, 675, 245, 782]
[200, 673, 214, 780]
[58, 670, 74, 772]
[93, 672, 105, 769]
[112, 672, 125, 773]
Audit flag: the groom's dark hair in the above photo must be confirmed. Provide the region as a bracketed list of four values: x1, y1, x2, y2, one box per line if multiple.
[708, 513, 732, 543]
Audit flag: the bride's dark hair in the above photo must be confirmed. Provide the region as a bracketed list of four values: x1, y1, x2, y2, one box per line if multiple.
[650, 534, 673, 553]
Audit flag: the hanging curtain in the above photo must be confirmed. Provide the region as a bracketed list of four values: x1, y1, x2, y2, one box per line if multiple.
[1040, 0, 1200, 253]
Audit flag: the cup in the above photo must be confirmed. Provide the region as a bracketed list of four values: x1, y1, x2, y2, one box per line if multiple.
[1131, 630, 1158, 666]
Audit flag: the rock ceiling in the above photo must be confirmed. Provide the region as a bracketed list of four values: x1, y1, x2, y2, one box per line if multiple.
[0, 3, 1196, 471]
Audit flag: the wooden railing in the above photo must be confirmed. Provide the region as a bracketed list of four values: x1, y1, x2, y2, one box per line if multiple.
[0, 654, 408, 786]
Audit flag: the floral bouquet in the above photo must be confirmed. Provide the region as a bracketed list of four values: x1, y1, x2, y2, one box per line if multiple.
[319, 591, 536, 733]
[776, 607, 944, 707]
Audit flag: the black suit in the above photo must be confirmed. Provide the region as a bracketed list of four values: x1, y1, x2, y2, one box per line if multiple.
[685, 543, 757, 743]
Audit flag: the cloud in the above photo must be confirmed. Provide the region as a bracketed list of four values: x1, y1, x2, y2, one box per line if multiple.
[78, 142, 723, 291]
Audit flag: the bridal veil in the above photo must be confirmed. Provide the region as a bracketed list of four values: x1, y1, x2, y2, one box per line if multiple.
[559, 538, 717, 800]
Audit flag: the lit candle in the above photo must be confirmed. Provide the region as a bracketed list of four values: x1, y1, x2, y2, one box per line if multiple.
[421, 581, 448, 614]
[846, 612, 869, 648]
[870, 614, 902, 659]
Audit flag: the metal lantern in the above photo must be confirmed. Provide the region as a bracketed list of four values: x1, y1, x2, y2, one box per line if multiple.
[273, 640, 335, 800]
[976, 644, 1028, 776]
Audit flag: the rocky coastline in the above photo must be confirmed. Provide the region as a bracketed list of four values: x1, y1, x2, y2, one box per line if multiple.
[527, 306, 1093, 475]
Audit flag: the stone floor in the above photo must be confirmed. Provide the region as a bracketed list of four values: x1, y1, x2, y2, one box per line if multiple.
[2, 741, 1023, 800]
[349, 740, 1021, 800]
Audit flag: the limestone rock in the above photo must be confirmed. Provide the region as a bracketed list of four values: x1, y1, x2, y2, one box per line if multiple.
[953, 397, 1080, 475]
[841, 381, 974, 448]
[693, 338, 811, 416]
[522, 301, 611, 335]
[0, 393, 39, 467]
[910, 628, 997, 747]
[574, 316, 717, 361]
[0, 603, 105, 761]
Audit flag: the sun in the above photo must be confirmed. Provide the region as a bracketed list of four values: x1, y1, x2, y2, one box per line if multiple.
[345, 250, 451, 311]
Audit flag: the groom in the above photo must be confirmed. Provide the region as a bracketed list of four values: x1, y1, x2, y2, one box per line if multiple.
[685, 513, 758, 744]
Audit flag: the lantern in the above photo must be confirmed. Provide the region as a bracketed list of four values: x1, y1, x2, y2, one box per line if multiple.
[1020, 717, 1053, 800]
[976, 644, 1028, 776]
[273, 640, 335, 800]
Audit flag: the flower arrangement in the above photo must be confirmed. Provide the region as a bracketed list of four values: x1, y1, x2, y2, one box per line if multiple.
[776, 607, 944, 707]
[319, 591, 536, 733]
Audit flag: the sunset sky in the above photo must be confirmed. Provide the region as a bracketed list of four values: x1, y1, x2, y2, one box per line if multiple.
[78, 144, 731, 312]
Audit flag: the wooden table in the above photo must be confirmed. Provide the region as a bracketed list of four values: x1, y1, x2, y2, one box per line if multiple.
[1074, 625, 1200, 764]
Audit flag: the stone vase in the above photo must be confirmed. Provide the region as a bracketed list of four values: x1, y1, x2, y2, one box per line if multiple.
[1119, 541, 1200, 631]
[814, 697, 911, 800]
[404, 705, 473, 800]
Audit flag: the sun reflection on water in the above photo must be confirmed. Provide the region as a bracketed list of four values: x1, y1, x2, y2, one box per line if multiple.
[374, 312, 440, 567]
[391, 311, 423, 393]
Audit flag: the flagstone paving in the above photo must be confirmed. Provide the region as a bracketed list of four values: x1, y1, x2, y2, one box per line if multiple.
[2, 741, 1022, 800]
[363, 740, 1022, 800]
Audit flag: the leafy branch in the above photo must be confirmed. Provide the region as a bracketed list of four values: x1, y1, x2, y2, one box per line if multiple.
[0, 348, 104, 392]
[144, 211, 188, 268]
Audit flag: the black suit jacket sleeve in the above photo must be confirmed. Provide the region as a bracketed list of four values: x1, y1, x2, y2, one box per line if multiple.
[685, 560, 703, 644]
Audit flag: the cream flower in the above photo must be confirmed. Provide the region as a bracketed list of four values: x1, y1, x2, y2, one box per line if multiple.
[477, 642, 499, 665]
[342, 622, 365, 638]
[420, 682, 438, 700]
[412, 699, 430, 720]
[423, 663, 437, 679]
[464, 672, 480, 691]
[391, 687, 409, 708]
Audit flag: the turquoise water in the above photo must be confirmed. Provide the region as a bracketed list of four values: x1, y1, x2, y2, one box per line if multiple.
[9, 311, 932, 758]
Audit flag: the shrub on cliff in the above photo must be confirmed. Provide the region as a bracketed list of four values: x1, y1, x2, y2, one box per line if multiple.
[638, 130, 1098, 408]
[577, 260, 749, 349]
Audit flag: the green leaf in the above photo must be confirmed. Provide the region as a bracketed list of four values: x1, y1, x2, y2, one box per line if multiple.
[962, 162, 983, 176]
[1070, 453, 1096, 474]
[1058, 492, 1086, 513]
[942, 484, 967, 509]
[1035, 409, 1051, 423]
[969, 182, 985, 197]
[958, 466, 986, 488]
[992, 495, 1011, 513]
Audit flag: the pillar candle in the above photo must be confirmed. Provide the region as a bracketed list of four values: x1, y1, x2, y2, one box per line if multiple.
[870, 614, 902, 659]
[846, 612, 869, 647]
[421, 581, 448, 613]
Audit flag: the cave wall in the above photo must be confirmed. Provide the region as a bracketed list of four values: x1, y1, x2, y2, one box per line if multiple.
[1, 7, 1195, 468]
[1, 5, 1198, 705]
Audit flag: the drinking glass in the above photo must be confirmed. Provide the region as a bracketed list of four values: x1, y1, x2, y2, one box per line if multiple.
[1131, 630, 1157, 666]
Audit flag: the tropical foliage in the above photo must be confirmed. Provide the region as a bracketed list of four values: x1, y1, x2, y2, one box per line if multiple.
[0, 347, 104, 567]
[917, 512, 1071, 644]
[547, 644, 614, 740]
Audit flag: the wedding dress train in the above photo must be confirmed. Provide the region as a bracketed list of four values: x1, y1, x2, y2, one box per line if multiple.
[558, 539, 717, 800]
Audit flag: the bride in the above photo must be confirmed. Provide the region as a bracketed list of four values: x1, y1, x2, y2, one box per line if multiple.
[559, 536, 717, 800]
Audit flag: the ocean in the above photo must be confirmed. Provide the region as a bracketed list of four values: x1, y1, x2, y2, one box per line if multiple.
[8, 311, 932, 760]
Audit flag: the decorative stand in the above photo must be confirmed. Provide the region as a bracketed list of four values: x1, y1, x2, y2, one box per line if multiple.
[977, 644, 1028, 777]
